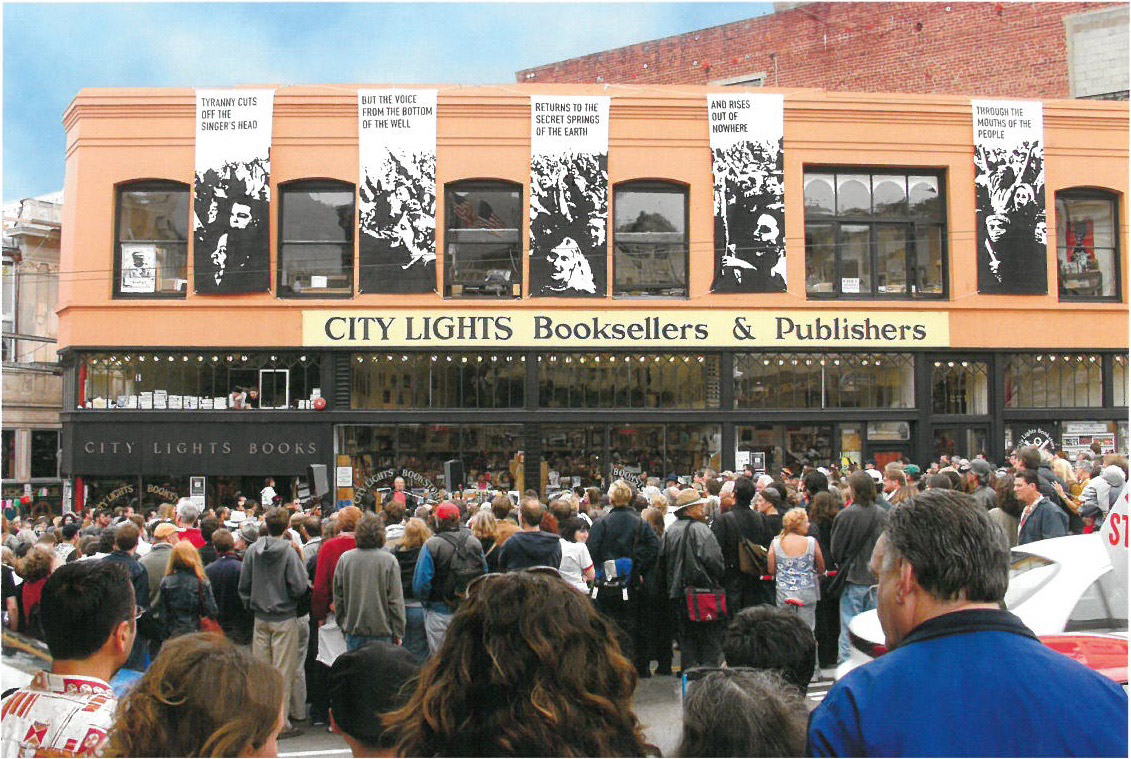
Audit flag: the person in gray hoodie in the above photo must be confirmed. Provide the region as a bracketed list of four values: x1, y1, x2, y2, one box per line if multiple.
[238, 507, 309, 738]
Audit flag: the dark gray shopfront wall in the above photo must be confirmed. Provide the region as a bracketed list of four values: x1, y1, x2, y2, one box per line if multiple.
[63, 421, 332, 476]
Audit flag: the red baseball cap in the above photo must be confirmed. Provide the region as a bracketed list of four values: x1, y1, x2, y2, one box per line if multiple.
[435, 502, 460, 520]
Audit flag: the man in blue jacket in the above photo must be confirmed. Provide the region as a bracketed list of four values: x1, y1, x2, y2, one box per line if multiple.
[807, 489, 1127, 757]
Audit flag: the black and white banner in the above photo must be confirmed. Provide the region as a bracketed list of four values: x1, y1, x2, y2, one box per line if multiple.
[973, 100, 1046, 294]
[710, 93, 786, 293]
[358, 89, 438, 294]
[530, 95, 609, 297]
[193, 89, 273, 294]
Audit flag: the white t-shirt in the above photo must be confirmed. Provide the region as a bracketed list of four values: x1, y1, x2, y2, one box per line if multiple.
[558, 539, 594, 594]
[261, 486, 277, 505]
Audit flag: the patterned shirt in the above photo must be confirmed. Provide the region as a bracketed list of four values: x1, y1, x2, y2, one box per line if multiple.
[0, 671, 117, 757]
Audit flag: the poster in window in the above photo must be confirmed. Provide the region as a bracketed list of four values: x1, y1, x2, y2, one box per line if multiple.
[193, 89, 274, 294]
[529, 95, 609, 297]
[1064, 219, 1096, 273]
[709, 93, 786, 293]
[120, 243, 157, 293]
[358, 89, 438, 294]
[972, 100, 1046, 294]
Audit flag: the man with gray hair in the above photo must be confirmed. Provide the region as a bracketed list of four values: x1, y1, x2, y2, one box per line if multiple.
[807, 490, 1128, 757]
[174, 497, 205, 549]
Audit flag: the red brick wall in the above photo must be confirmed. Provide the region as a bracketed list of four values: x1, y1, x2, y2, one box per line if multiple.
[517, 2, 1105, 98]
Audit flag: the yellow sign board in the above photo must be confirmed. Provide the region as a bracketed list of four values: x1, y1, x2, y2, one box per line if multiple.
[303, 309, 949, 349]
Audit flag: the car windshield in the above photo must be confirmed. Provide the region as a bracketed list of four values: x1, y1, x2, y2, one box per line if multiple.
[1004, 552, 1058, 610]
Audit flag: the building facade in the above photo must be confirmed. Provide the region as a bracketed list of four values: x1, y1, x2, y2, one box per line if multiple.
[518, 2, 1129, 101]
[3, 195, 64, 516]
[57, 86, 1128, 510]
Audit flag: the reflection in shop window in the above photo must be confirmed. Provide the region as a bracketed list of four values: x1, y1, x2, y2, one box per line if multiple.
[29, 431, 59, 479]
[1114, 355, 1127, 408]
[2, 430, 14, 480]
[1004, 354, 1103, 408]
[114, 181, 190, 298]
[352, 353, 525, 409]
[278, 181, 355, 297]
[613, 182, 689, 297]
[538, 353, 719, 410]
[80, 352, 322, 410]
[444, 181, 523, 298]
[735, 353, 913, 409]
[736, 424, 833, 473]
[930, 360, 989, 415]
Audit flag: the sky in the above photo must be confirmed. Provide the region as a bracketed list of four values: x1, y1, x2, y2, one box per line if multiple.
[3, 2, 774, 202]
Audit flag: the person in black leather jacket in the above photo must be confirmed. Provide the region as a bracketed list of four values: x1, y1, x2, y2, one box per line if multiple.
[156, 541, 218, 643]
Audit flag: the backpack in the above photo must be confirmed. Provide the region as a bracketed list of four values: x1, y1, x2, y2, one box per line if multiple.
[737, 537, 769, 577]
[436, 532, 485, 606]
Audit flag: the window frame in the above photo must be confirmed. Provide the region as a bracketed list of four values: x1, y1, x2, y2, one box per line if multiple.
[443, 179, 524, 299]
[612, 179, 690, 299]
[112, 179, 191, 300]
[803, 167, 949, 301]
[1054, 187, 1122, 303]
[276, 178, 356, 299]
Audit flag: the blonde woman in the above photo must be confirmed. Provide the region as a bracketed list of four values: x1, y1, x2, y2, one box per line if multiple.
[766, 507, 825, 631]
[156, 540, 218, 641]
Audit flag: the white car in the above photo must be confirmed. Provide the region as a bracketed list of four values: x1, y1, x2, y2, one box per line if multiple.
[837, 534, 1129, 680]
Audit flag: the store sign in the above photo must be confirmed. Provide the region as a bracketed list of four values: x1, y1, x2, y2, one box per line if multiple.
[65, 422, 331, 476]
[303, 309, 949, 348]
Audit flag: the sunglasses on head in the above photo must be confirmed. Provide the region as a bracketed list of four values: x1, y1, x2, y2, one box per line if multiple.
[462, 566, 563, 601]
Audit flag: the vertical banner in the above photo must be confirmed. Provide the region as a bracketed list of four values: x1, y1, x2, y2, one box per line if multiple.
[530, 95, 609, 297]
[972, 100, 1046, 294]
[358, 89, 438, 294]
[194, 89, 273, 294]
[709, 93, 786, 293]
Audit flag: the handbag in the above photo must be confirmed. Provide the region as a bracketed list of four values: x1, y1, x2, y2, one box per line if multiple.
[737, 537, 769, 577]
[196, 579, 222, 635]
[679, 522, 727, 623]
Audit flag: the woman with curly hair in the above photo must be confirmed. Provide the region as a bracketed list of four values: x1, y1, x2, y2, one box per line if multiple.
[384, 571, 658, 757]
[104, 632, 284, 757]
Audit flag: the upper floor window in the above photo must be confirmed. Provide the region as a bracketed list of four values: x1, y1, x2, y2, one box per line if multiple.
[2, 256, 15, 361]
[1056, 189, 1120, 301]
[735, 352, 914, 409]
[278, 181, 355, 297]
[1005, 353, 1103, 408]
[114, 181, 190, 298]
[444, 181, 522, 298]
[804, 170, 946, 299]
[613, 182, 689, 297]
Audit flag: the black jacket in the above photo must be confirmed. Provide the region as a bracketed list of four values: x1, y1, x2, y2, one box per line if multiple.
[711, 506, 774, 604]
[587, 507, 659, 582]
[205, 553, 254, 645]
[103, 550, 150, 610]
[498, 531, 562, 572]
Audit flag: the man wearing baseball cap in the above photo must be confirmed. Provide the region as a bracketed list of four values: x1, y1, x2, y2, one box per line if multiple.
[412, 502, 487, 655]
[865, 468, 893, 512]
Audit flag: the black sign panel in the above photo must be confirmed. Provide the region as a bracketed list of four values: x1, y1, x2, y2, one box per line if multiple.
[65, 421, 332, 477]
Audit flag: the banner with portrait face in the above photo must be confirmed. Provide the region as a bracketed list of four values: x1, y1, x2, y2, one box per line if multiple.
[709, 93, 786, 293]
[529, 95, 610, 297]
[193, 89, 273, 294]
[358, 89, 438, 294]
[972, 100, 1046, 294]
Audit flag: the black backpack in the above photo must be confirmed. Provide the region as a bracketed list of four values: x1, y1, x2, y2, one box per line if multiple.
[436, 532, 485, 606]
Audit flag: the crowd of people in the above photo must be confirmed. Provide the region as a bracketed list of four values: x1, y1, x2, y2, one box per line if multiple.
[0, 441, 1127, 757]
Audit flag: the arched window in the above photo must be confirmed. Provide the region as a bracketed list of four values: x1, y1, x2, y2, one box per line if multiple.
[613, 181, 688, 297]
[278, 180, 355, 297]
[1055, 188, 1120, 300]
[444, 180, 523, 298]
[114, 180, 190, 298]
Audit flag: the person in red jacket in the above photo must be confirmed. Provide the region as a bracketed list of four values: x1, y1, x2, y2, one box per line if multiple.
[312, 506, 362, 624]
[175, 498, 206, 550]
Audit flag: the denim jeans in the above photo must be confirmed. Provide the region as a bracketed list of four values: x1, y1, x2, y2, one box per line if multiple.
[345, 633, 394, 652]
[402, 604, 429, 662]
[838, 582, 876, 664]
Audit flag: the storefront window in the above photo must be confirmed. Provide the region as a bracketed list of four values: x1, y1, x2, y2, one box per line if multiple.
[1114, 354, 1127, 408]
[278, 181, 355, 297]
[1004, 353, 1103, 408]
[1055, 190, 1119, 300]
[613, 181, 689, 297]
[114, 181, 189, 298]
[804, 170, 946, 298]
[933, 427, 988, 460]
[444, 181, 523, 298]
[543, 426, 605, 490]
[736, 424, 834, 473]
[84, 478, 139, 513]
[931, 360, 989, 415]
[539, 353, 719, 410]
[352, 353, 525, 409]
[1061, 421, 1118, 458]
[80, 352, 322, 410]
[339, 424, 521, 501]
[29, 431, 58, 479]
[735, 352, 913, 409]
